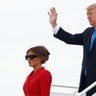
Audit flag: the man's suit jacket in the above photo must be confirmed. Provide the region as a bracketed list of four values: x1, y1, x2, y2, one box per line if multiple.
[54, 27, 96, 93]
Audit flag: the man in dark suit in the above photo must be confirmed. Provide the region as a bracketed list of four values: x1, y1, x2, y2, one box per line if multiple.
[48, 3, 96, 96]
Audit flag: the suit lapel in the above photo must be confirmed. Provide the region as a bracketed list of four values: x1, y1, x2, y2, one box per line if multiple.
[30, 67, 45, 80]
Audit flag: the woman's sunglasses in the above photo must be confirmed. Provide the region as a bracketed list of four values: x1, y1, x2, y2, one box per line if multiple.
[25, 55, 37, 60]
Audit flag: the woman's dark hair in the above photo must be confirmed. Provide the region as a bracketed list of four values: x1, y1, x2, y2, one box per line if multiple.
[26, 45, 50, 64]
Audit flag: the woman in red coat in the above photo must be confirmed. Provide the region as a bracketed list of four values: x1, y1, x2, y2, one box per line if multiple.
[23, 45, 52, 96]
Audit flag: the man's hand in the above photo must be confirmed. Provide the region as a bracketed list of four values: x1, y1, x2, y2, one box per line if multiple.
[48, 7, 57, 28]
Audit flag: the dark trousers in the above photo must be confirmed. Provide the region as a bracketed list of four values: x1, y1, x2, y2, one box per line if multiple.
[81, 71, 96, 96]
[86, 86, 96, 96]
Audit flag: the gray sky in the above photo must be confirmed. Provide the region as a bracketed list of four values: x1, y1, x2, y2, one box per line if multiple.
[0, 0, 96, 95]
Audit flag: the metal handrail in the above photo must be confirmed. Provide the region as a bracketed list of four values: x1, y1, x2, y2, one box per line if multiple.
[51, 84, 78, 95]
[75, 81, 96, 96]
[52, 84, 78, 89]
[51, 82, 96, 96]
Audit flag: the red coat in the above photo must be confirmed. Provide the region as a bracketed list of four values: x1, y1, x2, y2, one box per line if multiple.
[23, 67, 52, 96]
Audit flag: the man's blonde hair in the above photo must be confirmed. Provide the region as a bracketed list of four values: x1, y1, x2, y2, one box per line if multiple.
[86, 3, 96, 10]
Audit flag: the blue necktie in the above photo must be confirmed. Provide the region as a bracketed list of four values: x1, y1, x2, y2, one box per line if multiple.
[84, 29, 96, 76]
[90, 29, 96, 50]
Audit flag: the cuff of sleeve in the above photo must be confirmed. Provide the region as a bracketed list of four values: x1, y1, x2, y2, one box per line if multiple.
[53, 25, 60, 35]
